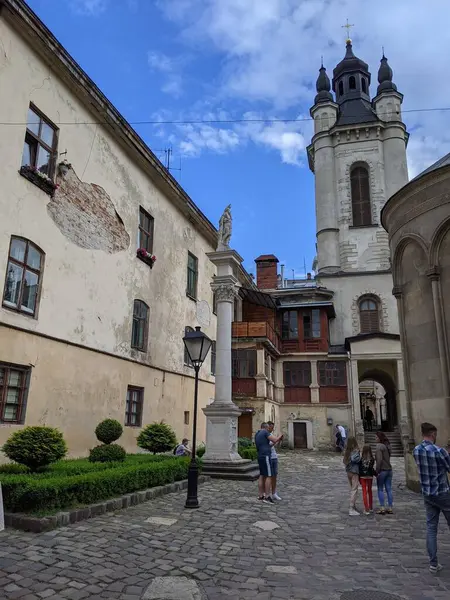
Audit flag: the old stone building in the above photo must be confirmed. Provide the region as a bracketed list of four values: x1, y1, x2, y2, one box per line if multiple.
[0, 0, 220, 456]
[232, 40, 410, 451]
[382, 153, 450, 489]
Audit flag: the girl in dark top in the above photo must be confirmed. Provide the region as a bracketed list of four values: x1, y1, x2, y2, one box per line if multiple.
[359, 445, 375, 515]
[375, 431, 393, 515]
[343, 437, 361, 516]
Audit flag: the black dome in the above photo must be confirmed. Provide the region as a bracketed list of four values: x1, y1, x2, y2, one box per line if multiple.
[333, 41, 370, 82]
[314, 66, 333, 103]
[377, 55, 397, 94]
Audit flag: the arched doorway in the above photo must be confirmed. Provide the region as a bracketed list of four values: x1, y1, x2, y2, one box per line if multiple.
[359, 369, 397, 432]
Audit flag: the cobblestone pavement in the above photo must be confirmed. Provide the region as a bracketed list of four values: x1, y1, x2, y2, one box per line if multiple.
[1, 452, 450, 600]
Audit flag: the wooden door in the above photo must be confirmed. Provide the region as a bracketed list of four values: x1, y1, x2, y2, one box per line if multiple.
[238, 414, 253, 440]
[293, 422, 307, 448]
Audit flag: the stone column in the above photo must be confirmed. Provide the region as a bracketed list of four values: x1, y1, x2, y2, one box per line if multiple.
[427, 268, 450, 398]
[255, 348, 267, 398]
[350, 359, 364, 447]
[202, 250, 250, 466]
[310, 359, 320, 403]
[392, 285, 413, 446]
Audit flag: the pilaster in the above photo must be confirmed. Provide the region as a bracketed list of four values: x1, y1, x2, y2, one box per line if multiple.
[310, 359, 320, 404]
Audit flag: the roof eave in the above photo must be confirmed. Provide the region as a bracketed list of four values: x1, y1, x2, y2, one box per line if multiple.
[1, 0, 218, 247]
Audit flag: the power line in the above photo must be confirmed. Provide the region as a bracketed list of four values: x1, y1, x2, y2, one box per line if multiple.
[0, 106, 449, 127]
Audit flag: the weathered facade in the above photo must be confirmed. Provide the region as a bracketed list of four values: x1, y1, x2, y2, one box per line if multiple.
[382, 154, 450, 489]
[232, 41, 409, 451]
[0, 0, 218, 456]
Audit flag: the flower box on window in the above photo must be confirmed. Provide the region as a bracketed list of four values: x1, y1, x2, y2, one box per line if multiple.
[19, 165, 59, 196]
[136, 248, 156, 268]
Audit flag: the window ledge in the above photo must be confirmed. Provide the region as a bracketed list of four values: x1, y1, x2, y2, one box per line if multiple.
[19, 166, 57, 196]
[349, 224, 378, 229]
[186, 294, 197, 303]
[136, 252, 155, 268]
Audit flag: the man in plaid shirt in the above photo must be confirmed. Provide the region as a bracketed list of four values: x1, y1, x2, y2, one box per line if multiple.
[413, 422, 450, 574]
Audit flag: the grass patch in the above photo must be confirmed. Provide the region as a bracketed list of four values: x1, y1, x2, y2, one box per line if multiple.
[0, 454, 191, 514]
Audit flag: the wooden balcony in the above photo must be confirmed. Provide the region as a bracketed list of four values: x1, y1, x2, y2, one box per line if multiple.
[232, 378, 257, 396]
[232, 321, 281, 352]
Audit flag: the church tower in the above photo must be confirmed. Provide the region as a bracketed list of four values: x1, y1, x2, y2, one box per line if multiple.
[308, 40, 409, 275]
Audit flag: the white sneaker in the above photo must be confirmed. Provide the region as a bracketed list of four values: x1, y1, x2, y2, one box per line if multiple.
[349, 508, 360, 516]
[272, 493, 282, 501]
[430, 564, 443, 574]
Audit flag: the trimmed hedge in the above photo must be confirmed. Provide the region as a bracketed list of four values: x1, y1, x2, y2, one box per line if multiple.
[89, 444, 126, 463]
[1, 457, 190, 513]
[95, 419, 123, 445]
[240, 447, 257, 460]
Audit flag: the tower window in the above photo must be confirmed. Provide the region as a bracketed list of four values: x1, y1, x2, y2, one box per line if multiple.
[349, 76, 356, 90]
[350, 166, 372, 227]
[338, 81, 344, 96]
[361, 78, 367, 93]
[359, 298, 380, 333]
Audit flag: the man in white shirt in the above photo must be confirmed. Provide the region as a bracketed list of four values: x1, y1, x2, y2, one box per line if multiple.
[267, 421, 282, 501]
[336, 424, 346, 451]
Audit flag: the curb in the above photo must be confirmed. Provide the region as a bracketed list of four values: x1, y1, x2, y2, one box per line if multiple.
[4, 475, 209, 533]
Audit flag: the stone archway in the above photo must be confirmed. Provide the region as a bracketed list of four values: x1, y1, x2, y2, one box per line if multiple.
[359, 368, 397, 432]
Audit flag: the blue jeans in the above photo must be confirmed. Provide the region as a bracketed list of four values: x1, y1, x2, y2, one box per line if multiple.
[377, 470, 393, 507]
[424, 491, 450, 567]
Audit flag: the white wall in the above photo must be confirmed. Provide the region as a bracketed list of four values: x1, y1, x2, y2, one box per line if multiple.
[0, 18, 217, 380]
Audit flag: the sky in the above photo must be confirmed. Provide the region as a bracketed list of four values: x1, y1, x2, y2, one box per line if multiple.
[26, 0, 450, 277]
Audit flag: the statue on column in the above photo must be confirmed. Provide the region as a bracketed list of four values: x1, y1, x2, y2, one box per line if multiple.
[217, 204, 232, 251]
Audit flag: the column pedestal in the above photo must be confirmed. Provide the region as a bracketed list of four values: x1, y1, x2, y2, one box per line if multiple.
[202, 249, 259, 481]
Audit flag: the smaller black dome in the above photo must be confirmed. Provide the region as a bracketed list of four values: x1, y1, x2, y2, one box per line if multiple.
[314, 66, 333, 103]
[377, 55, 397, 94]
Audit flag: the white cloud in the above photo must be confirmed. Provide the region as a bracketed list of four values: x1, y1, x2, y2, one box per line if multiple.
[157, 0, 450, 174]
[148, 51, 185, 97]
[69, 0, 107, 15]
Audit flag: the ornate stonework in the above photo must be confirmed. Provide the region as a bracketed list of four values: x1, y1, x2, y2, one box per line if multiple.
[212, 283, 238, 303]
[350, 289, 389, 335]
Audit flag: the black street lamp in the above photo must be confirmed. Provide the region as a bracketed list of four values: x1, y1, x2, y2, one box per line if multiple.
[183, 326, 212, 509]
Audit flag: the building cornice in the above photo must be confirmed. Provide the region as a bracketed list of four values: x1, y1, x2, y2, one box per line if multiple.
[0, 0, 218, 247]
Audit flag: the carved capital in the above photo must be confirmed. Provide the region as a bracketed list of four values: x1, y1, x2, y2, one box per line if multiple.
[392, 285, 403, 299]
[212, 283, 237, 303]
[426, 266, 441, 281]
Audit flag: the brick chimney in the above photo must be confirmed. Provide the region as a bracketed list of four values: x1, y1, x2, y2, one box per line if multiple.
[255, 255, 279, 290]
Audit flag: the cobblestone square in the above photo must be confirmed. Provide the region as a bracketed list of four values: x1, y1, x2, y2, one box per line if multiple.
[1, 452, 449, 599]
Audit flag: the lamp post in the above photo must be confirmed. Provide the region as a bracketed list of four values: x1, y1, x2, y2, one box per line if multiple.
[183, 326, 212, 509]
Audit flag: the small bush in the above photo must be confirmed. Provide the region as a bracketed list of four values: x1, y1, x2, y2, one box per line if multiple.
[89, 444, 126, 463]
[2, 426, 67, 471]
[196, 444, 206, 458]
[240, 447, 257, 460]
[137, 422, 177, 454]
[1, 457, 190, 513]
[95, 419, 123, 445]
[238, 437, 253, 449]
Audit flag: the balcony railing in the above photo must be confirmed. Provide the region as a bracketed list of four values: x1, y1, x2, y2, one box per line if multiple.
[232, 321, 281, 352]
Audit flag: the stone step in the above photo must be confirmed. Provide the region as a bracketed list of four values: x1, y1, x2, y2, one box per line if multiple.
[202, 460, 260, 481]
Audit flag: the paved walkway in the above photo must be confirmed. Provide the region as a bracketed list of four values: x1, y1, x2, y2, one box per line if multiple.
[0, 452, 449, 600]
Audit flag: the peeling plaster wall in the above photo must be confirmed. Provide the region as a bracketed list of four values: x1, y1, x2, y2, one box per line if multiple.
[0, 19, 216, 451]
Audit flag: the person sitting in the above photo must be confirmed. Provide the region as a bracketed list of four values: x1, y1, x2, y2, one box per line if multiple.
[175, 438, 191, 456]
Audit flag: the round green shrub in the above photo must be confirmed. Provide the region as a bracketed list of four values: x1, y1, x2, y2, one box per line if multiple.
[238, 437, 253, 449]
[137, 422, 177, 454]
[197, 444, 206, 458]
[2, 426, 67, 471]
[89, 444, 126, 463]
[95, 419, 123, 445]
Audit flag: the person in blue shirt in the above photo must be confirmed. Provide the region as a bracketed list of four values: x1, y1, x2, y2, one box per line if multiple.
[255, 422, 283, 503]
[413, 422, 450, 574]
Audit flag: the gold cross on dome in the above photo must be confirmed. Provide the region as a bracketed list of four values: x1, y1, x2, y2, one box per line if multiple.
[341, 18, 354, 41]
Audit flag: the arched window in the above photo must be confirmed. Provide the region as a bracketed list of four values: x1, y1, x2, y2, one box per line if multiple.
[338, 81, 344, 96]
[350, 165, 372, 226]
[359, 298, 380, 333]
[2, 237, 44, 317]
[184, 326, 194, 367]
[131, 300, 149, 351]
[361, 78, 367, 93]
[349, 75, 356, 90]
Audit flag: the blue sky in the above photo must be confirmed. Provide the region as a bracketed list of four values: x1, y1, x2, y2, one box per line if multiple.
[27, 0, 450, 277]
